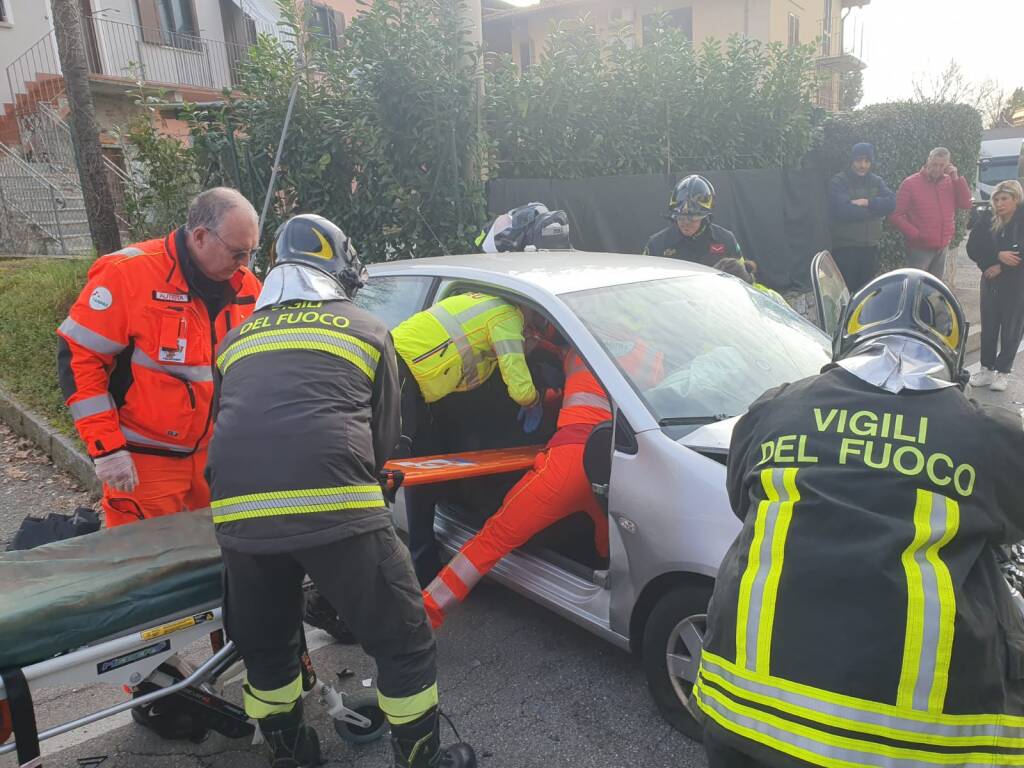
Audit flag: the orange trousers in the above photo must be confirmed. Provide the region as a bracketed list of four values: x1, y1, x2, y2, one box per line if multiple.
[101, 448, 210, 528]
[422, 442, 608, 628]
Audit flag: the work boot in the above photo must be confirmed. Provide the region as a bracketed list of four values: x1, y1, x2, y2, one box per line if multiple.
[391, 707, 476, 768]
[258, 699, 323, 768]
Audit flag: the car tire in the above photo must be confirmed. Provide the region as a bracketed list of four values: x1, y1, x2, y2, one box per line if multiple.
[641, 584, 712, 742]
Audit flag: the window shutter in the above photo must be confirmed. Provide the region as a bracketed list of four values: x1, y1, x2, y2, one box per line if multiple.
[135, 0, 164, 44]
[332, 10, 346, 48]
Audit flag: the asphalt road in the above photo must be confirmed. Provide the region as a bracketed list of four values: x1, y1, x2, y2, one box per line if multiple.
[3, 343, 1023, 768]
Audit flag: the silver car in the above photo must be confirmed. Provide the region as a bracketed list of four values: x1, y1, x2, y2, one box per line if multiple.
[356, 250, 837, 739]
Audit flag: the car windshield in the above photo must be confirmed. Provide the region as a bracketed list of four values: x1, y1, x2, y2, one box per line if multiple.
[562, 275, 831, 430]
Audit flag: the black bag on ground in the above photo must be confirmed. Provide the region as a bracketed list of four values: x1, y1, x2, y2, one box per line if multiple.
[6, 507, 100, 551]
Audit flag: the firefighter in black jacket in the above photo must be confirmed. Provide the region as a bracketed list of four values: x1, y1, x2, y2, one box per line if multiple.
[207, 215, 476, 768]
[643, 175, 741, 265]
[696, 268, 1024, 768]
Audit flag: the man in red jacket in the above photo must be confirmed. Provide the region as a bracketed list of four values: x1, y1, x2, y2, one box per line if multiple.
[888, 147, 972, 280]
[57, 187, 262, 528]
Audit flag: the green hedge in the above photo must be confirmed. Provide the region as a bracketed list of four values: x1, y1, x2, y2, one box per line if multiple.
[487, 21, 823, 178]
[822, 102, 983, 273]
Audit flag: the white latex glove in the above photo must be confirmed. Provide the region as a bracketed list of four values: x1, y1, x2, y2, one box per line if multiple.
[94, 449, 139, 492]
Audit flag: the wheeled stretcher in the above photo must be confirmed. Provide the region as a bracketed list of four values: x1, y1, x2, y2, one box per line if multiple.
[0, 446, 542, 767]
[0, 510, 384, 768]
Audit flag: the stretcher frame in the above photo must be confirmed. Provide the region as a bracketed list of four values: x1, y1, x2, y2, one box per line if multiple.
[0, 604, 374, 767]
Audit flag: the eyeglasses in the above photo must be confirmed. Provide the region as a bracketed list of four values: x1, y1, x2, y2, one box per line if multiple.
[210, 229, 259, 262]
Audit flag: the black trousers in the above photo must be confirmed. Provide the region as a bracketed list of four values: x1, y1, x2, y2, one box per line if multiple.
[980, 276, 1024, 373]
[831, 245, 879, 294]
[222, 526, 436, 707]
[398, 359, 446, 587]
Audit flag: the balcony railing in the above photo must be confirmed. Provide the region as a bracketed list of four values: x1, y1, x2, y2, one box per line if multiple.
[816, 14, 866, 65]
[83, 15, 251, 93]
[5, 17, 251, 118]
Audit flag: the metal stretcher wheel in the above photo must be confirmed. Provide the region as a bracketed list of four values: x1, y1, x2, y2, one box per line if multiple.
[332, 689, 388, 744]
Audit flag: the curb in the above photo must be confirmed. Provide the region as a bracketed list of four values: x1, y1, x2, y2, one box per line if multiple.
[0, 384, 100, 496]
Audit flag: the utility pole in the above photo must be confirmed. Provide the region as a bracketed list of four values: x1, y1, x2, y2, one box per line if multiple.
[51, 0, 122, 255]
[456, 0, 485, 179]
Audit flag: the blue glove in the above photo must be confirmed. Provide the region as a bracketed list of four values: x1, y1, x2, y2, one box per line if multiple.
[518, 401, 544, 435]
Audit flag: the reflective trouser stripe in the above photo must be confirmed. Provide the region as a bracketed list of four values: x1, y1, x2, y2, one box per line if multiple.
[699, 651, 1024, 747]
[424, 577, 458, 614]
[898, 489, 959, 713]
[735, 468, 799, 673]
[217, 327, 380, 379]
[377, 683, 438, 726]
[695, 677, 1024, 768]
[447, 552, 483, 591]
[69, 393, 116, 422]
[212, 485, 386, 523]
[243, 674, 302, 719]
[58, 317, 126, 356]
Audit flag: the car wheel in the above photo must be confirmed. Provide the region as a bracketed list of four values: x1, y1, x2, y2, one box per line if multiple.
[641, 584, 711, 741]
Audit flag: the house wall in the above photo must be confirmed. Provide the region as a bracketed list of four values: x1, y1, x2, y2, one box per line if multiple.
[0, 0, 58, 107]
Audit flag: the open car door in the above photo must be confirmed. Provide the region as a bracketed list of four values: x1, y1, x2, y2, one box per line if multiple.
[810, 250, 850, 339]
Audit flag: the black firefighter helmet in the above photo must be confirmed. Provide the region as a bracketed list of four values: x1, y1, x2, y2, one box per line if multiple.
[834, 268, 968, 385]
[669, 175, 716, 220]
[269, 214, 367, 299]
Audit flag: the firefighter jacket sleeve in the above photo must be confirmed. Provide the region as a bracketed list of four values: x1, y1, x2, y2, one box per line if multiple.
[372, 333, 402, 474]
[57, 260, 131, 457]
[977, 402, 1024, 543]
[487, 309, 539, 408]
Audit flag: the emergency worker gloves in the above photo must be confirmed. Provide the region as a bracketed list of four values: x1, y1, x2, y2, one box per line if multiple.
[94, 449, 139, 492]
[518, 400, 544, 434]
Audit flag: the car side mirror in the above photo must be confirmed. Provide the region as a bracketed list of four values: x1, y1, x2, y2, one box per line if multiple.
[810, 250, 850, 338]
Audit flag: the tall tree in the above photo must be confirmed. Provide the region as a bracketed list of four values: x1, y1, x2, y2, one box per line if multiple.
[50, 0, 121, 254]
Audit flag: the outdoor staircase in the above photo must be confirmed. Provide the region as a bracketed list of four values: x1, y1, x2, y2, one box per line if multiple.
[0, 148, 93, 255]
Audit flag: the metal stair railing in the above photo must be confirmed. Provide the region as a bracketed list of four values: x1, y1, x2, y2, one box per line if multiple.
[0, 141, 68, 252]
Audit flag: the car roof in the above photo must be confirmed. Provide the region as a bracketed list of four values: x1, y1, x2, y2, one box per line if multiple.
[367, 250, 716, 295]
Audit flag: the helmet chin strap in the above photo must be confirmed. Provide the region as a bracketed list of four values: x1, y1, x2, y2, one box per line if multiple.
[837, 337, 958, 393]
[255, 263, 348, 310]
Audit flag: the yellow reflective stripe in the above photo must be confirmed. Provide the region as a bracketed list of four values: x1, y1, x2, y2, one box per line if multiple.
[217, 327, 379, 379]
[734, 479, 771, 669]
[242, 674, 302, 719]
[898, 490, 959, 713]
[757, 468, 798, 673]
[212, 484, 386, 523]
[927, 495, 959, 712]
[696, 678, 1024, 767]
[736, 468, 798, 672]
[377, 683, 438, 725]
[698, 662, 1024, 750]
[701, 649, 1024, 737]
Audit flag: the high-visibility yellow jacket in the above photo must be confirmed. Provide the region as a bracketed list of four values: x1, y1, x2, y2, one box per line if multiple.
[392, 293, 538, 407]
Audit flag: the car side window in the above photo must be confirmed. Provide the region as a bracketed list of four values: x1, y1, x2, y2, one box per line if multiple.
[355, 276, 434, 329]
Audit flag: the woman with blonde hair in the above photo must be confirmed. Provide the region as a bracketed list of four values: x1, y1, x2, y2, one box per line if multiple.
[967, 179, 1024, 391]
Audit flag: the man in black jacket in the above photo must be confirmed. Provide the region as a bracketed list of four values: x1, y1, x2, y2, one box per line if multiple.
[697, 269, 1024, 768]
[829, 142, 897, 292]
[207, 215, 476, 768]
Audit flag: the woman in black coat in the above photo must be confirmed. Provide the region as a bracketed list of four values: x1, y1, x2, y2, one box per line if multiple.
[967, 180, 1024, 391]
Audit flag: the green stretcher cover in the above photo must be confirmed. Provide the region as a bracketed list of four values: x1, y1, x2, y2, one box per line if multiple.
[0, 510, 222, 670]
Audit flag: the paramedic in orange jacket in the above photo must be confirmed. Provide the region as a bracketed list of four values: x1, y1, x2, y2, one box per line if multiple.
[57, 187, 262, 527]
[422, 338, 663, 628]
